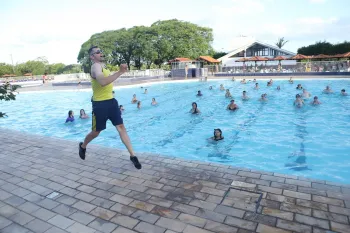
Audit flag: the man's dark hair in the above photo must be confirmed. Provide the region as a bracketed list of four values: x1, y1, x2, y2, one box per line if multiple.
[88, 45, 98, 55]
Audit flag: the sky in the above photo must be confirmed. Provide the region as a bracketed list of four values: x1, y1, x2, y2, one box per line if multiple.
[1, 0, 349, 65]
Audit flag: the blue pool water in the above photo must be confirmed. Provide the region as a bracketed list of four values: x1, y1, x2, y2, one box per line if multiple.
[1, 79, 350, 183]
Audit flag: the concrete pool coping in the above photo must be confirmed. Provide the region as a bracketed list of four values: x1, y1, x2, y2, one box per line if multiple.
[15, 75, 350, 93]
[1, 127, 350, 233]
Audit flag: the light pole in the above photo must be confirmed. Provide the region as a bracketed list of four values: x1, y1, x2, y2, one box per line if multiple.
[10, 54, 15, 73]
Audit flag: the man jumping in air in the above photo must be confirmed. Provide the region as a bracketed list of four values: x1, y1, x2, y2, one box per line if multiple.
[79, 46, 141, 169]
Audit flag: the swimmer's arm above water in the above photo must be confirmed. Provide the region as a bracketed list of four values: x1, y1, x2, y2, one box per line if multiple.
[91, 64, 128, 87]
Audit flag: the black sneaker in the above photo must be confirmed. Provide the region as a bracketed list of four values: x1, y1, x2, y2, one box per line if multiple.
[130, 156, 142, 169]
[79, 142, 86, 160]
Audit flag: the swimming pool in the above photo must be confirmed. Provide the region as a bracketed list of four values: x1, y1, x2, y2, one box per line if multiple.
[1, 79, 350, 184]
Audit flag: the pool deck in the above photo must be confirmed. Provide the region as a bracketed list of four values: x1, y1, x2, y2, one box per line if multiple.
[1, 127, 350, 233]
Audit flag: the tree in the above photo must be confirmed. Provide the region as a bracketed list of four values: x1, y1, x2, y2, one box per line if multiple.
[0, 63, 14, 76]
[0, 82, 19, 117]
[276, 37, 288, 49]
[212, 52, 227, 59]
[47, 63, 66, 74]
[297, 41, 350, 55]
[77, 19, 214, 70]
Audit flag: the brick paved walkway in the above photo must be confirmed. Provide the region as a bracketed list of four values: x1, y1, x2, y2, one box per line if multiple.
[1, 128, 349, 233]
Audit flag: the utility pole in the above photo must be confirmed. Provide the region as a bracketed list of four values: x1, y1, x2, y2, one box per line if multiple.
[10, 54, 15, 73]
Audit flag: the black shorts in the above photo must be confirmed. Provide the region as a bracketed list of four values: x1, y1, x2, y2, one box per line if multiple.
[92, 98, 123, 131]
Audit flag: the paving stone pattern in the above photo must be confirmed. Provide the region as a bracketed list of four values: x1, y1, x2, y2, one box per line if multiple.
[0, 128, 350, 233]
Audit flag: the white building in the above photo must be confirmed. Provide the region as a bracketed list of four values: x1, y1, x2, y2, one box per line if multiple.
[218, 36, 296, 67]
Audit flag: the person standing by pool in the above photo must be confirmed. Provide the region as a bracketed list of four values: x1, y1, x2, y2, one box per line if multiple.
[79, 46, 141, 169]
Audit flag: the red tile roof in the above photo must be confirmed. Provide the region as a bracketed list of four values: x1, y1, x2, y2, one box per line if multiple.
[198, 56, 220, 63]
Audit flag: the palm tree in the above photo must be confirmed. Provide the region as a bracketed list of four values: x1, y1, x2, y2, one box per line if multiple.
[276, 37, 289, 49]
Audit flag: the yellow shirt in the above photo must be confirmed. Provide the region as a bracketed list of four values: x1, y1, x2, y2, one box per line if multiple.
[91, 67, 113, 101]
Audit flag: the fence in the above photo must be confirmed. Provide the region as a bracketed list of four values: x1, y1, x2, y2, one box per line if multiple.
[208, 60, 350, 75]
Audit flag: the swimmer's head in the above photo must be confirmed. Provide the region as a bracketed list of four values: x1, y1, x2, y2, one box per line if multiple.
[230, 99, 235, 103]
[243, 91, 246, 94]
[133, 94, 136, 97]
[112, 91, 115, 94]
[68, 110, 74, 117]
[255, 83, 258, 86]
[326, 86, 330, 89]
[341, 89, 346, 92]
[137, 101, 141, 106]
[303, 89, 307, 92]
[214, 128, 223, 139]
[314, 96, 318, 100]
[192, 102, 198, 108]
[209, 86, 212, 89]
[198, 90, 201, 94]
[152, 98, 155, 101]
[226, 89, 230, 92]
[80, 109, 85, 116]
[296, 94, 301, 98]
[120, 105, 123, 108]
[220, 84, 223, 87]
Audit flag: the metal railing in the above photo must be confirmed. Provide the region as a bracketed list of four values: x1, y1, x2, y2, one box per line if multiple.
[206, 61, 350, 74]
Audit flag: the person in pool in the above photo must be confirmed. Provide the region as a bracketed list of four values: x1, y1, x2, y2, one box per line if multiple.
[131, 94, 138, 103]
[253, 79, 256, 82]
[289, 77, 293, 84]
[211, 128, 224, 141]
[269, 79, 273, 84]
[112, 91, 115, 97]
[190, 102, 200, 114]
[232, 77, 235, 81]
[227, 99, 239, 110]
[302, 89, 311, 98]
[65, 110, 75, 123]
[151, 98, 158, 105]
[242, 91, 249, 100]
[119, 105, 125, 112]
[225, 89, 232, 98]
[80, 109, 89, 119]
[323, 85, 333, 93]
[220, 84, 225, 91]
[296, 84, 303, 90]
[240, 79, 246, 84]
[197, 90, 203, 96]
[341, 89, 348, 96]
[311, 96, 321, 105]
[254, 83, 259, 90]
[144, 89, 148, 94]
[137, 101, 141, 109]
[277, 85, 281, 90]
[259, 94, 268, 102]
[294, 94, 304, 108]
[209, 86, 213, 90]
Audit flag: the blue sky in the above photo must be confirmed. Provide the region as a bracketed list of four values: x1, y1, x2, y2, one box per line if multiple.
[1, 0, 349, 65]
